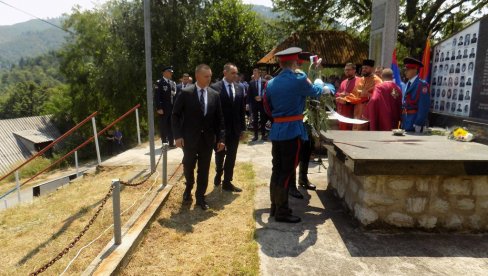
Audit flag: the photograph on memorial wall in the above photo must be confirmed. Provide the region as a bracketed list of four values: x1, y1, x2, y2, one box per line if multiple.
[431, 21, 479, 117]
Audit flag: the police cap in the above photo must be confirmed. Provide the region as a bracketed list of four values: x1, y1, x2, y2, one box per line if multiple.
[275, 47, 302, 62]
[162, 66, 174, 73]
[403, 57, 423, 69]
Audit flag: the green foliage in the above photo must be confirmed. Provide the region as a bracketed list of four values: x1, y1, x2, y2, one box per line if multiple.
[273, 0, 488, 58]
[4, 157, 52, 183]
[189, 0, 270, 75]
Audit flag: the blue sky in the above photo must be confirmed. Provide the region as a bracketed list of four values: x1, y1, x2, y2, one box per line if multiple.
[0, 0, 273, 26]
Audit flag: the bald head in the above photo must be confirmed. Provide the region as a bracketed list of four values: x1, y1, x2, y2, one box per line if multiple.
[381, 68, 394, 81]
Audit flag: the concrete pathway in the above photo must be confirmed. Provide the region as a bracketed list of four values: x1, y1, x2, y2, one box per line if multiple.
[251, 141, 488, 276]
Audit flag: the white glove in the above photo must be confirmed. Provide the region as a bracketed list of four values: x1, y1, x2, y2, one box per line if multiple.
[322, 86, 331, 95]
[314, 78, 324, 86]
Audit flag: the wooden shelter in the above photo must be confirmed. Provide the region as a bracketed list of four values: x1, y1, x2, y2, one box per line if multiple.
[257, 30, 369, 74]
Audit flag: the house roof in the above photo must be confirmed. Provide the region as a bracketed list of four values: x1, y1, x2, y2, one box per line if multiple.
[257, 30, 369, 67]
[0, 115, 60, 175]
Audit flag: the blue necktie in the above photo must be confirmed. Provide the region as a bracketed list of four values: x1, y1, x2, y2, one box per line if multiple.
[199, 89, 205, 115]
[228, 84, 234, 102]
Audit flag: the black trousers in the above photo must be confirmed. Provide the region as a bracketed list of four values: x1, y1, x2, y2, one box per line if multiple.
[183, 134, 213, 203]
[252, 102, 268, 137]
[215, 135, 239, 185]
[270, 137, 301, 216]
[158, 113, 174, 146]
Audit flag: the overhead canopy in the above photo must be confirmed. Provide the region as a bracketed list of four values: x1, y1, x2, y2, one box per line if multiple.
[257, 30, 369, 68]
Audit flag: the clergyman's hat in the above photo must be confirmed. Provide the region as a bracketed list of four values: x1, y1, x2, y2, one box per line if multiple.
[362, 59, 375, 67]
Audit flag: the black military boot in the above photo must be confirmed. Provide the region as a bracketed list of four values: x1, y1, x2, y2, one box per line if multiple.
[288, 184, 304, 199]
[299, 162, 316, 190]
[274, 207, 301, 223]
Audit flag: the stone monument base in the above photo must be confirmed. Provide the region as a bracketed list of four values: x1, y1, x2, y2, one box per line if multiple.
[323, 130, 488, 231]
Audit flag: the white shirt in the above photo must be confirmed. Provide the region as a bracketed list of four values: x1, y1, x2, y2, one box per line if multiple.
[196, 83, 208, 116]
[405, 75, 418, 93]
[257, 78, 262, 96]
[223, 78, 235, 101]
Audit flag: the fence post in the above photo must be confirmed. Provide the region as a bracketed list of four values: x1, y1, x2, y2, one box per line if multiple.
[112, 179, 122, 245]
[135, 108, 141, 145]
[91, 117, 102, 165]
[15, 171, 20, 203]
[161, 143, 168, 187]
[75, 150, 79, 177]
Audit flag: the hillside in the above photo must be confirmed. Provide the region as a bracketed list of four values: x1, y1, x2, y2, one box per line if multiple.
[250, 4, 279, 19]
[0, 18, 67, 67]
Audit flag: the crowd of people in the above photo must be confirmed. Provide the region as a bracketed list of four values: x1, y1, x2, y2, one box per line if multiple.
[335, 57, 430, 132]
[153, 48, 430, 222]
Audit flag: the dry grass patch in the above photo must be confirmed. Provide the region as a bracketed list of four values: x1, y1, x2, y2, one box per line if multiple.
[0, 165, 161, 275]
[122, 162, 259, 276]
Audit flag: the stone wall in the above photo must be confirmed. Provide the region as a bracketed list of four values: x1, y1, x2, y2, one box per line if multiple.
[327, 155, 488, 231]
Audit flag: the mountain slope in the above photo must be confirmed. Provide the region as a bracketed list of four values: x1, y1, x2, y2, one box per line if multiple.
[0, 18, 67, 67]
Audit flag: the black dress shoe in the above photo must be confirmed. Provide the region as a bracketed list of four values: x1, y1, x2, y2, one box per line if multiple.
[261, 135, 268, 141]
[197, 201, 209, 210]
[183, 191, 192, 201]
[275, 214, 301, 223]
[222, 183, 242, 192]
[299, 179, 316, 190]
[289, 188, 303, 199]
[251, 136, 258, 142]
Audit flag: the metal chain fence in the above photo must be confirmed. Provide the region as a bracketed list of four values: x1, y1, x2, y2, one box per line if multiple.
[30, 149, 166, 275]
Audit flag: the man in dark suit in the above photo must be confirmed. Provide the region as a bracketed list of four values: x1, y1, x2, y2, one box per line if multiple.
[210, 63, 246, 192]
[172, 64, 225, 210]
[155, 66, 177, 148]
[176, 73, 191, 91]
[248, 68, 268, 141]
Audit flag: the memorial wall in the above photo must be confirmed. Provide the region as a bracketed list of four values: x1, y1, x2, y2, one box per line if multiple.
[431, 16, 488, 120]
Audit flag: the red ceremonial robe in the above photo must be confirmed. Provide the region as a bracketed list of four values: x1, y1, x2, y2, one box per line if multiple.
[364, 81, 403, 131]
[335, 76, 358, 130]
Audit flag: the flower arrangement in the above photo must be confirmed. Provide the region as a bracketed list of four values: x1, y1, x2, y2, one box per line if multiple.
[448, 127, 474, 142]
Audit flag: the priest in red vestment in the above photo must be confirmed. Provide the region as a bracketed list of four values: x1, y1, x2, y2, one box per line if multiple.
[335, 63, 358, 130]
[364, 68, 403, 131]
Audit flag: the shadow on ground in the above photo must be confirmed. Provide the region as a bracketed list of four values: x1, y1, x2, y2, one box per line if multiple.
[157, 185, 239, 233]
[254, 188, 330, 258]
[316, 189, 488, 258]
[255, 186, 488, 259]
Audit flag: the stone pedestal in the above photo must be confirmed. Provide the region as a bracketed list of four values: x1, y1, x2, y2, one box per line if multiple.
[322, 130, 488, 231]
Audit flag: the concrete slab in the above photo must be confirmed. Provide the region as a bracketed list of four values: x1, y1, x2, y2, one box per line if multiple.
[321, 130, 488, 161]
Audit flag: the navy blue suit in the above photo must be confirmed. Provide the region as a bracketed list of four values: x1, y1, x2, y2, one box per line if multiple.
[210, 80, 246, 186]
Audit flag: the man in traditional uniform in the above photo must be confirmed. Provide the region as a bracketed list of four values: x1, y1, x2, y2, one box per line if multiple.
[401, 57, 430, 132]
[350, 59, 382, 131]
[264, 47, 325, 223]
[364, 68, 403, 131]
[155, 66, 177, 148]
[335, 63, 358, 130]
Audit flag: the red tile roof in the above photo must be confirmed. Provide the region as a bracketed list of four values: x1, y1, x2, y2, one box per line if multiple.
[257, 30, 368, 67]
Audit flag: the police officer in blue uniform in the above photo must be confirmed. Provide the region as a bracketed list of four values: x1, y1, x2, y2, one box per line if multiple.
[264, 47, 325, 223]
[155, 66, 178, 147]
[401, 57, 430, 132]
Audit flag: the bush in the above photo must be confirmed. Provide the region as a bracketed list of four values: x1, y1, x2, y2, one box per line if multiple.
[2, 157, 52, 183]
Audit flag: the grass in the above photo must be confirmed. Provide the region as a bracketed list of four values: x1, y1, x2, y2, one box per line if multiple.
[0, 165, 162, 275]
[122, 162, 259, 276]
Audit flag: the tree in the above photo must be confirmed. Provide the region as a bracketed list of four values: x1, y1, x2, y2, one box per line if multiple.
[189, 0, 269, 76]
[273, 0, 488, 57]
